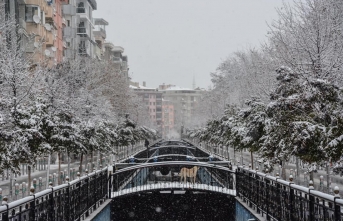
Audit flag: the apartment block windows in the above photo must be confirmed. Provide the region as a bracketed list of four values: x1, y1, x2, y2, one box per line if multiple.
[25, 5, 40, 22]
[77, 2, 85, 13]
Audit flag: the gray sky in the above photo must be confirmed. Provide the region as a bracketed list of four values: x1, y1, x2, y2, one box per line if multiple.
[94, 0, 285, 89]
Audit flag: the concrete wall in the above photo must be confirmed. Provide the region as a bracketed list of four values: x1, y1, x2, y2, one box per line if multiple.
[236, 201, 260, 221]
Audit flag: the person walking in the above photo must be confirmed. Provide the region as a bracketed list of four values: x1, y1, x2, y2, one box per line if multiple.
[145, 139, 150, 159]
[145, 139, 149, 148]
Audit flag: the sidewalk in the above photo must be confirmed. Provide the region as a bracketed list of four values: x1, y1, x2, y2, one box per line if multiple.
[0, 162, 80, 203]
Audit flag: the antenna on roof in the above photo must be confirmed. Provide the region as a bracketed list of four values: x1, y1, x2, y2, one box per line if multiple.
[192, 75, 196, 89]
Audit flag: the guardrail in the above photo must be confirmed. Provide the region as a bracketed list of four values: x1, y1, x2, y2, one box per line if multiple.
[0, 168, 108, 221]
[236, 166, 343, 221]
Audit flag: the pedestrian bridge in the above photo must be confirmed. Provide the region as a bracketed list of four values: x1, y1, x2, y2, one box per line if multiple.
[110, 161, 236, 198]
[2, 139, 343, 221]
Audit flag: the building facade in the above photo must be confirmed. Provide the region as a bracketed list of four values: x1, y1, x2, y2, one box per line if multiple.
[62, 0, 79, 60]
[159, 85, 204, 132]
[130, 82, 163, 130]
[162, 99, 175, 138]
[93, 17, 107, 59]
[104, 42, 129, 80]
[76, 0, 96, 57]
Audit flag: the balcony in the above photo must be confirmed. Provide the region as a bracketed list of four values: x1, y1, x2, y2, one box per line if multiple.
[77, 27, 89, 37]
[93, 27, 106, 39]
[77, 7, 85, 13]
[63, 26, 76, 38]
[60, 0, 69, 4]
[87, 0, 97, 10]
[45, 7, 53, 22]
[45, 32, 54, 46]
[62, 4, 76, 16]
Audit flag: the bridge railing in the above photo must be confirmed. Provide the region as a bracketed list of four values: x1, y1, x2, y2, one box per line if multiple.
[0, 168, 108, 221]
[110, 161, 235, 196]
[237, 166, 343, 221]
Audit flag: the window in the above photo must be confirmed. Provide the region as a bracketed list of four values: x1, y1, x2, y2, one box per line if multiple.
[25, 5, 40, 22]
[67, 20, 70, 27]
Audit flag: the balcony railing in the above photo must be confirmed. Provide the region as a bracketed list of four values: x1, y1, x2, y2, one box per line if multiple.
[77, 27, 86, 34]
[77, 7, 85, 13]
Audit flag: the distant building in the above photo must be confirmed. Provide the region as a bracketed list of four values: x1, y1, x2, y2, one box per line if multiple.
[1, 0, 29, 50]
[76, 0, 97, 57]
[104, 42, 129, 80]
[93, 18, 108, 59]
[130, 82, 163, 129]
[62, 0, 79, 60]
[162, 99, 175, 138]
[159, 84, 204, 131]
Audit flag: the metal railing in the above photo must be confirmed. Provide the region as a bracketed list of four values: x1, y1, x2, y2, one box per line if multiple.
[110, 161, 235, 198]
[236, 166, 343, 221]
[0, 168, 108, 221]
[76, 7, 86, 13]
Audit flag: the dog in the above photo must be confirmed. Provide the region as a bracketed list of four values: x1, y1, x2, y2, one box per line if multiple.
[179, 166, 198, 184]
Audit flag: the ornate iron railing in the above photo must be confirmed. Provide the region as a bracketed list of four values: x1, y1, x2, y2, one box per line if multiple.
[109, 161, 235, 197]
[236, 166, 343, 221]
[0, 168, 108, 221]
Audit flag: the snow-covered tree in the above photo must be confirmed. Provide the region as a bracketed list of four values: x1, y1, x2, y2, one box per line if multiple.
[266, 0, 343, 85]
[260, 67, 343, 165]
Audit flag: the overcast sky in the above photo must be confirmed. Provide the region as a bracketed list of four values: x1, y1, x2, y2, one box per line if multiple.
[93, 0, 285, 89]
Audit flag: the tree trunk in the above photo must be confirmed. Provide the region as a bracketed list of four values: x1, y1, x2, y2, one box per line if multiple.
[282, 161, 287, 180]
[310, 170, 314, 182]
[79, 153, 84, 174]
[250, 151, 254, 170]
[28, 165, 31, 189]
[58, 153, 61, 185]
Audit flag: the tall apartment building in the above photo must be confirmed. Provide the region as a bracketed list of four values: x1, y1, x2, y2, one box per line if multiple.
[130, 82, 163, 129]
[3, 0, 131, 71]
[93, 18, 107, 59]
[104, 42, 129, 80]
[76, 0, 97, 57]
[22, 0, 58, 65]
[2, 0, 29, 49]
[62, 0, 79, 60]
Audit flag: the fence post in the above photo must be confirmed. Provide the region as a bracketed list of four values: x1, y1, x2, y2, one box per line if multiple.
[275, 178, 282, 221]
[108, 167, 113, 199]
[308, 184, 315, 221]
[65, 180, 70, 220]
[334, 187, 341, 221]
[29, 187, 35, 220]
[1, 197, 8, 221]
[49, 187, 54, 221]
